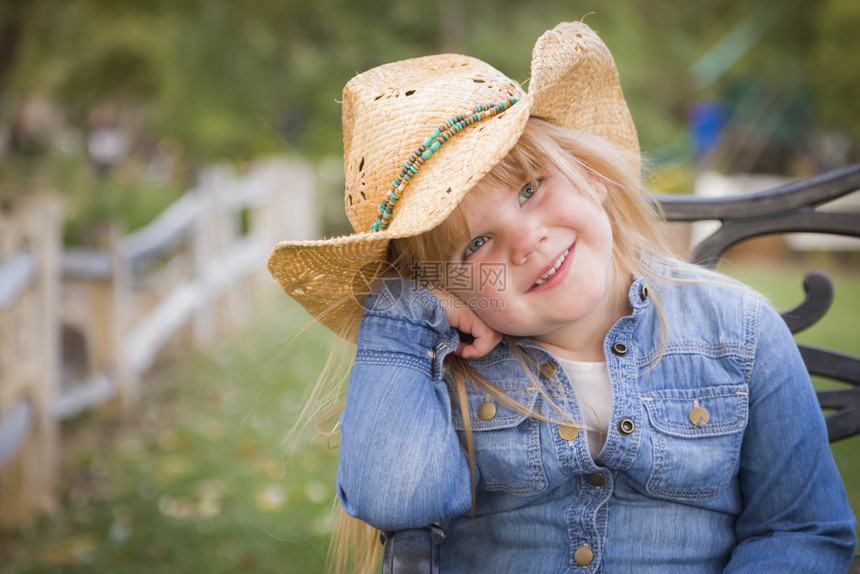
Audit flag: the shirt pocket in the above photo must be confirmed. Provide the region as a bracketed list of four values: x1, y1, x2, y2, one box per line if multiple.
[642, 384, 748, 501]
[451, 386, 548, 497]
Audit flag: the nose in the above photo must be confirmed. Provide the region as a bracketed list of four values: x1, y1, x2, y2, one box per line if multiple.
[508, 219, 546, 265]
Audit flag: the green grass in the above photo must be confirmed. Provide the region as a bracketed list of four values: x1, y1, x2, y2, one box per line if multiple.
[0, 292, 340, 573]
[1, 263, 857, 572]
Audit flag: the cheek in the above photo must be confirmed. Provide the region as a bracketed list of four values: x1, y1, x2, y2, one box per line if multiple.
[571, 202, 613, 253]
[586, 212, 613, 250]
[450, 280, 515, 326]
[450, 284, 502, 309]
[465, 276, 529, 331]
[596, 215, 615, 258]
[474, 304, 537, 339]
[445, 261, 510, 298]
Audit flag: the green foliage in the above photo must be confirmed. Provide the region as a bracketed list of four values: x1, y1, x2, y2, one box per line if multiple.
[62, 174, 184, 246]
[0, 152, 184, 246]
[810, 0, 860, 143]
[1, 1, 857, 171]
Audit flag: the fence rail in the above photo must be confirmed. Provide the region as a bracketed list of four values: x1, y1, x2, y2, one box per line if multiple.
[0, 251, 36, 310]
[0, 157, 318, 527]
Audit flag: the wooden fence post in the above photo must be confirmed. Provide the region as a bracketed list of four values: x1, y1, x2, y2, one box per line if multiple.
[210, 166, 249, 332]
[193, 164, 252, 344]
[0, 195, 62, 527]
[247, 158, 320, 293]
[85, 225, 135, 409]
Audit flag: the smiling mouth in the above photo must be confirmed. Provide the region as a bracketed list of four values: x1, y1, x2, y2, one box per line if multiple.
[534, 248, 569, 286]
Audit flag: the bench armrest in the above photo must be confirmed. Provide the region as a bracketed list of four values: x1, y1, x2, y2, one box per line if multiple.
[381, 526, 446, 574]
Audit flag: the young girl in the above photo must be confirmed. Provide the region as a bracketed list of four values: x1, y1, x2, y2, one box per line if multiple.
[268, 22, 856, 573]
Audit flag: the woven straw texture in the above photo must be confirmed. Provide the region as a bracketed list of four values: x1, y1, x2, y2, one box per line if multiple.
[267, 21, 637, 338]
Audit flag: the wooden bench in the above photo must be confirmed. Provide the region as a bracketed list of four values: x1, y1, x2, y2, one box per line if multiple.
[380, 163, 860, 574]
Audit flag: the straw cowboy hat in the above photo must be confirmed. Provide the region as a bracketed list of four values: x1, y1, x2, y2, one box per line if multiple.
[267, 21, 637, 338]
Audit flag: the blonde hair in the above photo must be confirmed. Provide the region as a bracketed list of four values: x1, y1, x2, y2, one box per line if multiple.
[313, 117, 680, 574]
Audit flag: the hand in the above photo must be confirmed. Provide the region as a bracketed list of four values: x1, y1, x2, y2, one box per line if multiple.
[428, 287, 502, 359]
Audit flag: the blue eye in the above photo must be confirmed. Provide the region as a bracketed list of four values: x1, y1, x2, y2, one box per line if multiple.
[464, 235, 488, 257]
[518, 181, 536, 205]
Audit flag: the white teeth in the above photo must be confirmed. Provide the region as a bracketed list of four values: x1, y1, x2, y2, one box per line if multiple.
[534, 249, 569, 285]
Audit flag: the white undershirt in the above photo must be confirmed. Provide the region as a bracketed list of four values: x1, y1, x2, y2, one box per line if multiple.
[556, 359, 612, 460]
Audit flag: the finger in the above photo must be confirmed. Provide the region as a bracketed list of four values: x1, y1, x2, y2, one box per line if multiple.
[456, 318, 502, 359]
[475, 329, 503, 357]
[460, 331, 502, 359]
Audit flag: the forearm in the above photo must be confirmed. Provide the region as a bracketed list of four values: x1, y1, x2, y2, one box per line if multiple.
[336, 286, 474, 531]
[725, 300, 856, 572]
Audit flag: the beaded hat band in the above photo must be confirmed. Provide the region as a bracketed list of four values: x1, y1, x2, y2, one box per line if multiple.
[371, 98, 519, 232]
[268, 21, 638, 339]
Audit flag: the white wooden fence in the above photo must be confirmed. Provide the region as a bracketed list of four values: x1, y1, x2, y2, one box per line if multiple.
[0, 157, 318, 526]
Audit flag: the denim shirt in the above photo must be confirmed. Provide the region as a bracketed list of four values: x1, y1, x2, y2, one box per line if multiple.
[336, 266, 856, 573]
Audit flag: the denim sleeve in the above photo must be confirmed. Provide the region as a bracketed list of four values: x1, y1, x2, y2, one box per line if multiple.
[336, 278, 474, 532]
[725, 298, 857, 572]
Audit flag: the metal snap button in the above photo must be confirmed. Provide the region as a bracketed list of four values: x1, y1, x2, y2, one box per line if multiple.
[618, 417, 635, 435]
[539, 361, 557, 380]
[639, 284, 649, 301]
[574, 545, 594, 567]
[586, 472, 606, 487]
[558, 425, 579, 441]
[611, 342, 628, 356]
[477, 401, 497, 421]
[689, 406, 710, 427]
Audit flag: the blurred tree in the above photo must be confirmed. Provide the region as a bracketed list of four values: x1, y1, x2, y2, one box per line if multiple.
[0, 0, 855, 169]
[0, 0, 27, 94]
[4, 0, 457, 163]
[810, 0, 860, 144]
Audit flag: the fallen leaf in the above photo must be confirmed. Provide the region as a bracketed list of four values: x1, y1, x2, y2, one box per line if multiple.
[255, 484, 286, 512]
[158, 495, 195, 519]
[304, 481, 328, 504]
[38, 533, 99, 564]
